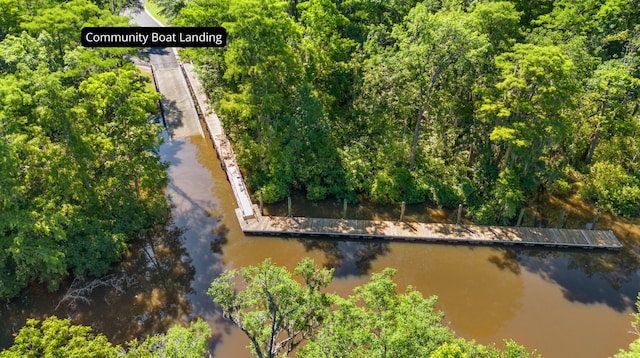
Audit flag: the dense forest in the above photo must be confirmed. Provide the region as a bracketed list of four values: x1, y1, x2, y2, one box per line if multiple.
[170, 0, 640, 224]
[0, 0, 167, 299]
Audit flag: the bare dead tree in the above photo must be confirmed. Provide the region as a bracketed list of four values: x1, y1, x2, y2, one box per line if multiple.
[55, 274, 137, 310]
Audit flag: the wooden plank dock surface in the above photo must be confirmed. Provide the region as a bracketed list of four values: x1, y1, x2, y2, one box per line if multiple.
[236, 209, 622, 249]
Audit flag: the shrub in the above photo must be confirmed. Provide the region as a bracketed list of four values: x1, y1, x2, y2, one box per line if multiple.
[550, 178, 572, 197]
[580, 161, 640, 217]
[260, 181, 288, 203]
[306, 184, 328, 201]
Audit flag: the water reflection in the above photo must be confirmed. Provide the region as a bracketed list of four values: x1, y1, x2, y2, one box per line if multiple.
[0, 221, 196, 348]
[486, 210, 640, 313]
[210, 224, 229, 255]
[490, 248, 640, 313]
[77, 223, 196, 342]
[2, 125, 640, 358]
[299, 239, 390, 277]
[160, 135, 228, 323]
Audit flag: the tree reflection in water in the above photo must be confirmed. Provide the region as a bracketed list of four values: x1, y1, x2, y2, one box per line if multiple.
[0, 220, 198, 349]
[487, 219, 640, 313]
[210, 224, 229, 255]
[299, 239, 390, 277]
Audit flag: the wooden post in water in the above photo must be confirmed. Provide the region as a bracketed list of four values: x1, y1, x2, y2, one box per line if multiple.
[557, 207, 566, 228]
[400, 201, 406, 222]
[342, 198, 347, 219]
[288, 196, 292, 217]
[456, 204, 463, 225]
[591, 209, 602, 230]
[259, 191, 264, 216]
[516, 207, 525, 227]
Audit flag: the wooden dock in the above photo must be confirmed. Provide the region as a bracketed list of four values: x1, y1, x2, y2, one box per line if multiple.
[177, 60, 622, 250]
[236, 209, 622, 249]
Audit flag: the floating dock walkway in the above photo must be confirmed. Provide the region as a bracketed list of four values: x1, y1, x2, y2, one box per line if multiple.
[176, 61, 623, 250]
[236, 210, 622, 249]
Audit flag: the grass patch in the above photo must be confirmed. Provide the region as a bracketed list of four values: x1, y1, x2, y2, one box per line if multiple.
[144, 0, 169, 26]
[138, 67, 156, 93]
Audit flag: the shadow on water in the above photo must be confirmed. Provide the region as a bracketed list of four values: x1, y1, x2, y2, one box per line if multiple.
[161, 98, 185, 137]
[299, 239, 390, 278]
[277, 192, 640, 313]
[486, 212, 640, 313]
[161, 140, 224, 290]
[158, 135, 239, 351]
[209, 224, 229, 255]
[486, 197, 640, 313]
[0, 213, 236, 351]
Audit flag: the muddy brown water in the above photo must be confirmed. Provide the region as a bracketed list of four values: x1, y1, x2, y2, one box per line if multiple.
[2, 131, 640, 358]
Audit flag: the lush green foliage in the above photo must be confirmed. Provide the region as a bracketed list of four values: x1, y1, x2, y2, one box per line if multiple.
[207, 258, 334, 357]
[209, 259, 536, 358]
[124, 319, 211, 357]
[614, 294, 640, 357]
[0, 0, 168, 299]
[0, 316, 119, 357]
[172, 0, 640, 219]
[0, 316, 211, 357]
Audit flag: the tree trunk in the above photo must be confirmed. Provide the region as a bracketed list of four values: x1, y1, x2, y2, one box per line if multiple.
[585, 101, 606, 165]
[467, 144, 475, 167]
[409, 84, 424, 172]
[585, 124, 600, 165]
[409, 67, 441, 171]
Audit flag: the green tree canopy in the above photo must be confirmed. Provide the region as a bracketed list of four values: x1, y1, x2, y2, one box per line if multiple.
[168, 0, 640, 220]
[0, 316, 120, 358]
[0, 317, 211, 357]
[0, 0, 168, 299]
[209, 259, 536, 358]
[207, 258, 334, 357]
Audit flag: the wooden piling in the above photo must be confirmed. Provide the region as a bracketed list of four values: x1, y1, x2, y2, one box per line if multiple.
[288, 196, 292, 217]
[259, 191, 264, 215]
[591, 209, 602, 230]
[456, 204, 463, 225]
[558, 208, 566, 228]
[400, 201, 406, 222]
[343, 198, 347, 219]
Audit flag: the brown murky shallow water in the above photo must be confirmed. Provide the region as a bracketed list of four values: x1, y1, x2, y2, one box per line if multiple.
[2, 131, 640, 358]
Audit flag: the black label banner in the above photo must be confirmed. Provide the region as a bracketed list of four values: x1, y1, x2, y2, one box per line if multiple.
[81, 27, 227, 47]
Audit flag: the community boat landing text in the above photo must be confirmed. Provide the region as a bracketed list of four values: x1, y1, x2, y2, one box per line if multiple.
[81, 27, 226, 47]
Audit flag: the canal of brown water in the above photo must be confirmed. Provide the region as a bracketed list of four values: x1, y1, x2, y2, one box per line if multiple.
[2, 131, 640, 357]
